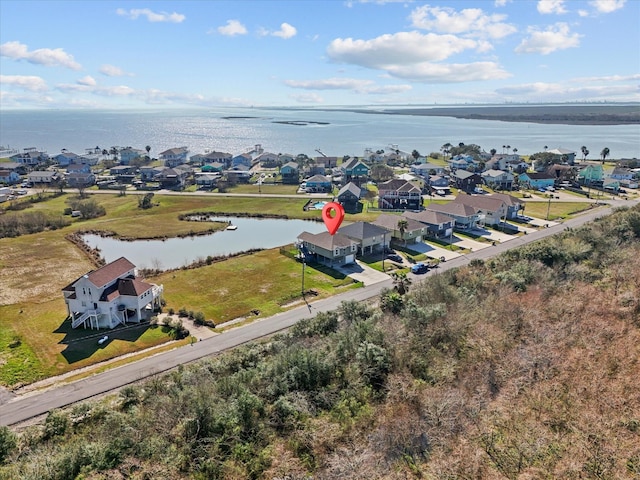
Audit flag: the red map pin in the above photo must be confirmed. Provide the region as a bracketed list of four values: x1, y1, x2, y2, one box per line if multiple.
[321, 202, 345, 235]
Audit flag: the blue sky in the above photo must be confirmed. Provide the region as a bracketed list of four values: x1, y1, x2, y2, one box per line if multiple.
[1, 0, 638, 109]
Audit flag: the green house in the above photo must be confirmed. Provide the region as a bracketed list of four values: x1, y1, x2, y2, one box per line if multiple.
[577, 164, 604, 184]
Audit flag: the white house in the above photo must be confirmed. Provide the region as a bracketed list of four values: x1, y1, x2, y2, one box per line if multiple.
[160, 147, 189, 168]
[62, 257, 163, 330]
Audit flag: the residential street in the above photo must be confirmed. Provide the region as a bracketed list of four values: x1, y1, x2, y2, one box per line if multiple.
[0, 198, 636, 427]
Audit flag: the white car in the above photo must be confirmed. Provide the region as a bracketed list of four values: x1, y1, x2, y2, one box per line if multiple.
[97, 335, 109, 345]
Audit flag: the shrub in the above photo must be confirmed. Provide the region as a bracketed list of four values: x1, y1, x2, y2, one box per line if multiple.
[0, 426, 16, 465]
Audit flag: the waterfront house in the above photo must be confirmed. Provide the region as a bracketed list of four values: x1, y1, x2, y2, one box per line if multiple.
[119, 147, 145, 165]
[201, 162, 225, 173]
[377, 179, 422, 210]
[338, 221, 389, 255]
[314, 156, 338, 168]
[448, 154, 479, 171]
[425, 202, 478, 230]
[519, 171, 556, 190]
[190, 151, 232, 168]
[110, 165, 137, 176]
[610, 167, 635, 181]
[54, 151, 83, 167]
[411, 163, 447, 177]
[337, 182, 362, 213]
[11, 148, 49, 167]
[404, 210, 454, 239]
[231, 154, 252, 169]
[62, 257, 163, 330]
[156, 168, 187, 189]
[481, 169, 514, 190]
[280, 161, 300, 184]
[194, 172, 219, 189]
[160, 147, 189, 168]
[372, 214, 427, 244]
[0, 169, 20, 185]
[255, 152, 280, 168]
[452, 170, 482, 192]
[297, 231, 358, 266]
[547, 148, 576, 165]
[225, 165, 252, 183]
[304, 174, 332, 193]
[66, 162, 92, 175]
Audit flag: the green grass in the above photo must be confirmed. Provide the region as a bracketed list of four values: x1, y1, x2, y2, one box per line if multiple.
[152, 248, 361, 324]
[522, 201, 596, 221]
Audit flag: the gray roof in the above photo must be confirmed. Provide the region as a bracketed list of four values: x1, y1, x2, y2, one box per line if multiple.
[372, 214, 424, 232]
[404, 210, 453, 226]
[426, 202, 477, 218]
[338, 221, 388, 240]
[337, 182, 361, 198]
[298, 231, 357, 250]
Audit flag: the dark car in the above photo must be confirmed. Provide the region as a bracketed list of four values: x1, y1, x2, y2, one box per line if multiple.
[411, 262, 428, 274]
[386, 253, 403, 263]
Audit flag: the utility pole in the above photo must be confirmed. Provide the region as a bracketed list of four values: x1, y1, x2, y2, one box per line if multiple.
[546, 194, 551, 220]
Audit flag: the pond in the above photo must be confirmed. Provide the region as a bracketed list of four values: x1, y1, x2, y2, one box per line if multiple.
[82, 216, 326, 270]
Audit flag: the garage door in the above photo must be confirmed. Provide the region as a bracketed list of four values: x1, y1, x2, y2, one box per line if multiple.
[344, 254, 355, 264]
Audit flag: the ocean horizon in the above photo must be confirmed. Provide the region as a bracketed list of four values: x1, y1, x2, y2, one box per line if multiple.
[1, 106, 639, 160]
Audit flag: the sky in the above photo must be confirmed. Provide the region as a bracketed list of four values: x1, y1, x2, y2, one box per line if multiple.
[0, 0, 639, 110]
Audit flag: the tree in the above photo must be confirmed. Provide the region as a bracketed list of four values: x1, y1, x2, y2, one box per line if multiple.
[490, 148, 497, 156]
[441, 143, 452, 160]
[600, 147, 610, 164]
[411, 149, 421, 161]
[370, 163, 394, 183]
[581, 146, 588, 162]
[391, 271, 412, 295]
[0, 426, 16, 465]
[398, 219, 408, 245]
[512, 147, 518, 155]
[145, 145, 151, 156]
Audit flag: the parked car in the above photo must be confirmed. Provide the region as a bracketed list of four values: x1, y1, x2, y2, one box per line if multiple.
[97, 335, 109, 345]
[410, 262, 428, 274]
[386, 253, 403, 263]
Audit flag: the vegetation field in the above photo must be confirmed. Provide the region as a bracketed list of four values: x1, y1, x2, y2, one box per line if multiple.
[521, 200, 594, 220]
[2, 205, 638, 479]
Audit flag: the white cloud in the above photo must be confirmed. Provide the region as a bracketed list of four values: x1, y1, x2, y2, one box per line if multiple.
[285, 77, 412, 94]
[409, 5, 517, 39]
[385, 61, 511, 83]
[328, 31, 478, 68]
[589, 0, 626, 13]
[515, 23, 581, 55]
[537, 0, 568, 15]
[495, 80, 639, 101]
[77, 76, 97, 86]
[290, 93, 324, 104]
[217, 20, 247, 36]
[0, 41, 81, 70]
[116, 8, 185, 23]
[272, 23, 298, 39]
[0, 74, 48, 91]
[494, 0, 511, 6]
[99, 64, 132, 77]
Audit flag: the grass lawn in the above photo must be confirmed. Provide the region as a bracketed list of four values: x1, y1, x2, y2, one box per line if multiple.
[0, 300, 178, 387]
[228, 183, 301, 195]
[151, 247, 360, 324]
[522, 201, 596, 221]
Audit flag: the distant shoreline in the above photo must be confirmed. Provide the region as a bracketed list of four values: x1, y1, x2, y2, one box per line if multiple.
[330, 105, 640, 126]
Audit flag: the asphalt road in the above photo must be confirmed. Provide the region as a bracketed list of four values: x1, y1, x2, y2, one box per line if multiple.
[0, 199, 635, 427]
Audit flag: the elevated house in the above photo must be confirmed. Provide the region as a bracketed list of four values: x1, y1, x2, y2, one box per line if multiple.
[304, 174, 332, 193]
[156, 167, 188, 189]
[224, 165, 252, 183]
[66, 172, 96, 188]
[576, 164, 604, 185]
[190, 151, 232, 168]
[547, 148, 576, 165]
[280, 161, 300, 184]
[11, 148, 49, 167]
[519, 171, 556, 190]
[62, 257, 163, 330]
[160, 147, 189, 168]
[26, 170, 59, 185]
[255, 152, 280, 168]
[337, 182, 362, 213]
[66, 162, 92, 174]
[231, 154, 253, 169]
[54, 151, 83, 167]
[448, 154, 479, 171]
[139, 166, 165, 182]
[411, 163, 447, 177]
[404, 210, 454, 239]
[610, 167, 635, 181]
[481, 169, 514, 190]
[372, 214, 427, 244]
[452, 170, 482, 192]
[452, 193, 509, 226]
[0, 169, 21, 185]
[377, 179, 422, 210]
[341, 158, 370, 185]
[297, 231, 358, 266]
[194, 172, 219, 189]
[119, 147, 145, 165]
[425, 202, 479, 230]
[338, 221, 389, 255]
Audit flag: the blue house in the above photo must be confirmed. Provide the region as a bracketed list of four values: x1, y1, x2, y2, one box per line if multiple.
[231, 154, 252, 169]
[280, 161, 299, 184]
[119, 147, 145, 165]
[304, 174, 332, 193]
[519, 172, 556, 189]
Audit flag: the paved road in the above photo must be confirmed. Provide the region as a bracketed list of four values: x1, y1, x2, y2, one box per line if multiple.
[0, 199, 636, 427]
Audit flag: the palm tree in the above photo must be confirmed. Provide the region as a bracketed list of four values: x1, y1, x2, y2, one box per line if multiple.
[441, 143, 452, 160]
[581, 146, 588, 162]
[512, 147, 518, 155]
[397, 219, 408, 245]
[145, 145, 151, 156]
[490, 148, 497, 156]
[544, 145, 548, 152]
[600, 147, 610, 164]
[411, 150, 421, 161]
[391, 272, 411, 295]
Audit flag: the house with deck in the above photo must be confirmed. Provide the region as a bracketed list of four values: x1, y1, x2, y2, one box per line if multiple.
[425, 202, 479, 230]
[280, 161, 300, 184]
[372, 214, 427, 244]
[452, 170, 482, 192]
[482, 169, 514, 190]
[62, 257, 163, 330]
[160, 147, 189, 168]
[297, 231, 358, 266]
[341, 158, 370, 185]
[11, 148, 49, 167]
[519, 171, 556, 190]
[377, 179, 422, 210]
[0, 169, 20, 185]
[338, 221, 389, 255]
[404, 210, 454, 239]
[337, 182, 362, 213]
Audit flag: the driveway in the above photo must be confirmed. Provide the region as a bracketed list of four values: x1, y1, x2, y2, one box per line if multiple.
[404, 240, 462, 261]
[447, 235, 491, 252]
[334, 260, 390, 285]
[469, 227, 517, 243]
